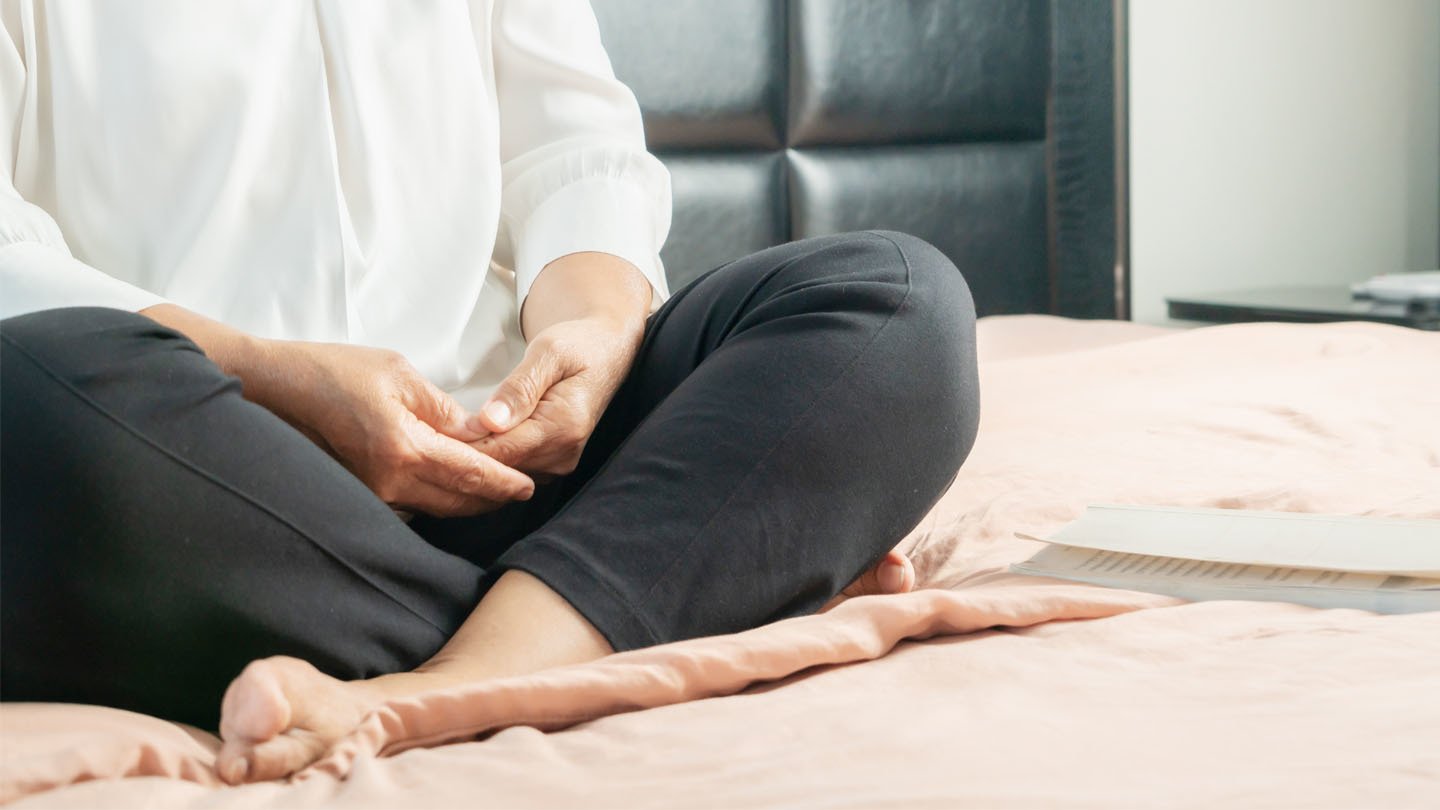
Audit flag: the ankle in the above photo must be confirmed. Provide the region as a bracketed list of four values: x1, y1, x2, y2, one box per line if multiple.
[364, 667, 468, 701]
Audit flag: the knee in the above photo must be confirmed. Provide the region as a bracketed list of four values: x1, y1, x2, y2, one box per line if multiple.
[0, 306, 231, 432]
[856, 231, 977, 373]
[865, 230, 976, 328]
[777, 230, 974, 321]
[782, 231, 977, 384]
[2, 304, 181, 348]
[1, 306, 203, 384]
[862, 232, 981, 463]
[800, 230, 975, 323]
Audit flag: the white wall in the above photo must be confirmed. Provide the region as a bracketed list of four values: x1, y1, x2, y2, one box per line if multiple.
[1128, 0, 1440, 324]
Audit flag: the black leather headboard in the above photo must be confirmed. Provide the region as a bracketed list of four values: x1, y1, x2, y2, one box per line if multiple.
[591, 0, 1122, 318]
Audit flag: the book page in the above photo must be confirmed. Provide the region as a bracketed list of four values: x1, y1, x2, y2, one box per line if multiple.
[1011, 545, 1440, 614]
[1016, 506, 1440, 576]
[1020, 546, 1424, 590]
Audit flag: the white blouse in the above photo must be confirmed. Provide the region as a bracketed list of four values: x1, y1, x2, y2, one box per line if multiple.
[0, 0, 671, 408]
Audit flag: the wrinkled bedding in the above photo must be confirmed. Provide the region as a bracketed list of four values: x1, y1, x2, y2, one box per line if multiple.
[3, 315, 1437, 808]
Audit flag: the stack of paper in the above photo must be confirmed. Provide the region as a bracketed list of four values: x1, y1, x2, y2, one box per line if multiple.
[1011, 505, 1440, 614]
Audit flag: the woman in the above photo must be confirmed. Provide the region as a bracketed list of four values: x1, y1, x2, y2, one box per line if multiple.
[0, 0, 978, 783]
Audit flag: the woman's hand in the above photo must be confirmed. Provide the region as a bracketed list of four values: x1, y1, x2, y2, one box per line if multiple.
[466, 314, 642, 478]
[139, 303, 534, 517]
[467, 251, 653, 478]
[254, 341, 536, 515]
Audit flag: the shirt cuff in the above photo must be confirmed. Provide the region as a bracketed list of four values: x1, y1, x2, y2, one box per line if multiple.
[511, 177, 671, 314]
[0, 241, 166, 320]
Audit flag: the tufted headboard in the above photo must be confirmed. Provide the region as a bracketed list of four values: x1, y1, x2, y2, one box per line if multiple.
[590, 0, 1125, 319]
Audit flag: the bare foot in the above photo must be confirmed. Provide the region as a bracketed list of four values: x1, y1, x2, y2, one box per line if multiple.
[827, 549, 916, 607]
[215, 656, 454, 784]
[217, 554, 914, 784]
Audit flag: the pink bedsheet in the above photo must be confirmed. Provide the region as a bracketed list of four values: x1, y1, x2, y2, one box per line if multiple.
[3, 316, 1438, 808]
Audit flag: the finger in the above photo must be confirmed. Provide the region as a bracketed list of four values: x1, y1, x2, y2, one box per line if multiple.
[475, 409, 592, 478]
[469, 418, 550, 470]
[470, 342, 567, 434]
[407, 378, 486, 442]
[392, 479, 508, 518]
[415, 430, 535, 502]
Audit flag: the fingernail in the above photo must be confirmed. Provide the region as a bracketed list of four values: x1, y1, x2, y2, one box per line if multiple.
[878, 562, 906, 594]
[483, 401, 511, 429]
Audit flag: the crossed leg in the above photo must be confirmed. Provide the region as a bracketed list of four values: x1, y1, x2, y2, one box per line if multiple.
[216, 552, 914, 783]
[1, 231, 975, 784]
[216, 231, 971, 781]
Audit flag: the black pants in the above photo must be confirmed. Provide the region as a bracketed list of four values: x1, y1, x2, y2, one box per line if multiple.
[0, 231, 979, 728]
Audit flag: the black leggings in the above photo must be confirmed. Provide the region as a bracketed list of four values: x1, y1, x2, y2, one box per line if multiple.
[0, 231, 979, 728]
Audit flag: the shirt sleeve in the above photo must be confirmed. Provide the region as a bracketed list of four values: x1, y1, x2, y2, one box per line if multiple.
[0, 5, 164, 321]
[486, 0, 672, 315]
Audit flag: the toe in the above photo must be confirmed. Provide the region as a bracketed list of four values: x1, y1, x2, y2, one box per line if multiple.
[826, 549, 915, 611]
[215, 655, 377, 784]
[865, 549, 914, 595]
[218, 658, 299, 785]
[874, 551, 907, 594]
[243, 728, 331, 783]
[216, 740, 251, 785]
[220, 659, 294, 745]
[890, 551, 916, 593]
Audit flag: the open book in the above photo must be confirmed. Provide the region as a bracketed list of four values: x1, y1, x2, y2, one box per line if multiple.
[1010, 505, 1440, 614]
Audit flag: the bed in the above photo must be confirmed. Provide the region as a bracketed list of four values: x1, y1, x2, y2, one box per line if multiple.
[5, 2, 1439, 807]
[3, 314, 1438, 807]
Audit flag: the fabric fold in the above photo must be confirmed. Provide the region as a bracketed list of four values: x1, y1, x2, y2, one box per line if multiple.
[301, 580, 1167, 780]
